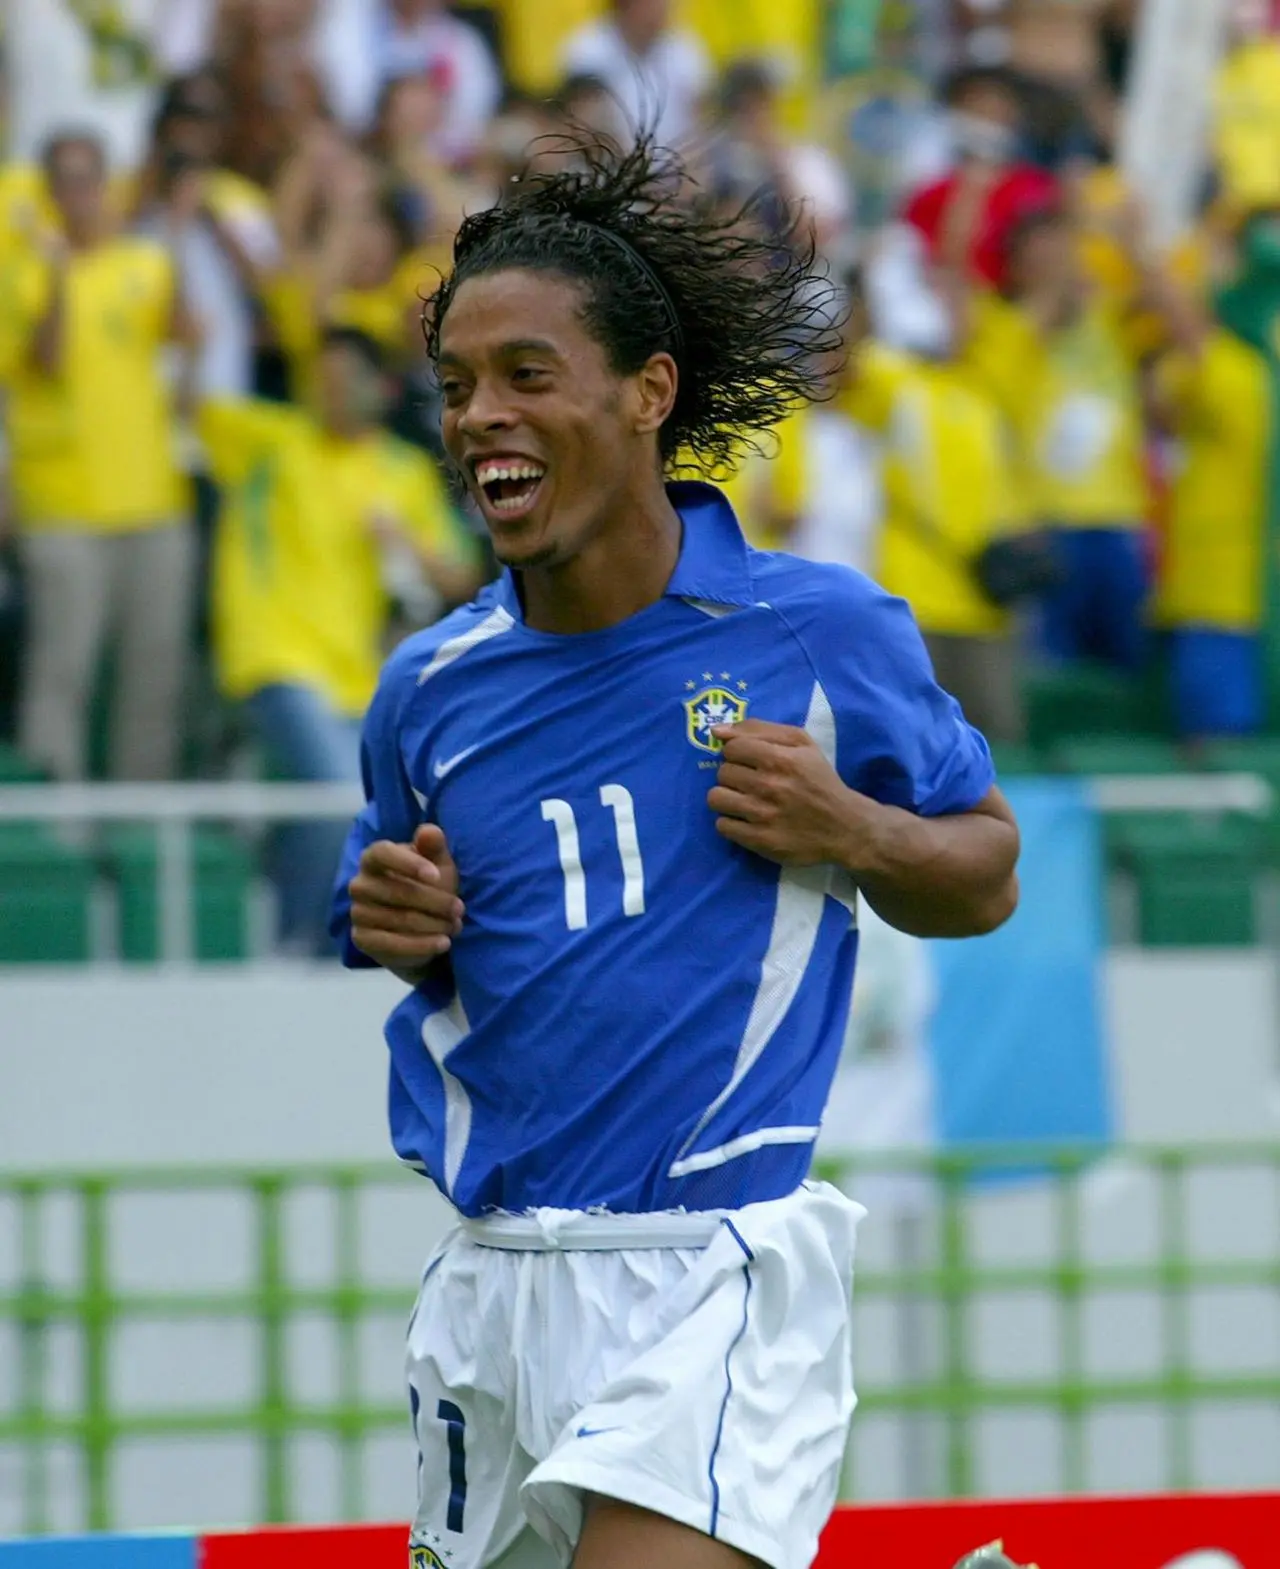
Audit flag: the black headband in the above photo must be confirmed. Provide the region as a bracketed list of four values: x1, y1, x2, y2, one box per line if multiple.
[578, 222, 686, 362]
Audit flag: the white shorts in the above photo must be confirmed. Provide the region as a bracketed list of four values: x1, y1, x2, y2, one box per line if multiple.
[405, 1181, 864, 1569]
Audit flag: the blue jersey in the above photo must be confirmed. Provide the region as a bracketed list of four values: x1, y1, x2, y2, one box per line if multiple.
[333, 483, 993, 1217]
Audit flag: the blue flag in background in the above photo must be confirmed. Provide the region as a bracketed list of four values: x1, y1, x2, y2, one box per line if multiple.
[928, 778, 1114, 1149]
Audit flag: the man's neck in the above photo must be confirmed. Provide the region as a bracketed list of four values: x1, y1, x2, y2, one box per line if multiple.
[519, 481, 682, 636]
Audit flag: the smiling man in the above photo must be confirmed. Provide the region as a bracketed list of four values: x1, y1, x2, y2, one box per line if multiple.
[332, 136, 1020, 1569]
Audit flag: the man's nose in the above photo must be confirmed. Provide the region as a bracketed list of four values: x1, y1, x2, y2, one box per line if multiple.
[457, 383, 517, 434]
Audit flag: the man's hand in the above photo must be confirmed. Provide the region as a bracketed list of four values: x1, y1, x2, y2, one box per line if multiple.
[707, 719, 861, 867]
[348, 824, 463, 975]
[707, 718, 1020, 937]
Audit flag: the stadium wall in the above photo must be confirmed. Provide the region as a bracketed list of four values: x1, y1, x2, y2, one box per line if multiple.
[3, 951, 1279, 1173]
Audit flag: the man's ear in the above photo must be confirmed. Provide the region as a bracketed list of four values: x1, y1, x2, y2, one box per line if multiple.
[631, 351, 678, 438]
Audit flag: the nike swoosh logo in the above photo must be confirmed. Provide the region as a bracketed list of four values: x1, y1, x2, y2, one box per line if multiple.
[433, 744, 480, 780]
[575, 1424, 621, 1439]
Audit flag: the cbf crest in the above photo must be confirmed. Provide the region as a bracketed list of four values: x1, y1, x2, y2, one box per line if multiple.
[410, 1534, 451, 1568]
[684, 672, 749, 754]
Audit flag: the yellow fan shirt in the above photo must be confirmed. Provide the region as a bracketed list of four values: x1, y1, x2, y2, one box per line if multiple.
[1153, 330, 1272, 633]
[261, 254, 427, 411]
[691, 408, 810, 551]
[1214, 36, 1280, 211]
[0, 237, 186, 529]
[494, 0, 819, 126]
[840, 344, 1014, 638]
[963, 291, 1149, 529]
[200, 399, 475, 717]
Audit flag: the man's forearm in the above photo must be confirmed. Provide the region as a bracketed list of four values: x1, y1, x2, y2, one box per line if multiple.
[835, 790, 1020, 939]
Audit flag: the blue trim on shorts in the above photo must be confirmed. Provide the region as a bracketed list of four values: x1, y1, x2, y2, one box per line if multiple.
[407, 1252, 446, 1344]
[708, 1223, 755, 1538]
[722, 1219, 755, 1263]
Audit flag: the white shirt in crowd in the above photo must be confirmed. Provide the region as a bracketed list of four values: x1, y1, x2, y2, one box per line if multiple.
[141, 202, 279, 400]
[8, 0, 160, 166]
[790, 409, 881, 579]
[156, 0, 501, 157]
[366, 2, 501, 160]
[561, 18, 712, 147]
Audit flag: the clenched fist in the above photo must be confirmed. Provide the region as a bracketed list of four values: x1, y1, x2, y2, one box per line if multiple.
[707, 718, 869, 868]
[348, 823, 463, 976]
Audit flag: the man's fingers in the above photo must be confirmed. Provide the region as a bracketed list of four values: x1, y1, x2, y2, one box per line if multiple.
[352, 927, 453, 962]
[714, 815, 775, 855]
[714, 761, 772, 796]
[413, 822, 455, 871]
[712, 732, 790, 770]
[351, 901, 460, 939]
[712, 719, 809, 747]
[348, 872, 463, 923]
[362, 838, 441, 885]
[706, 786, 771, 823]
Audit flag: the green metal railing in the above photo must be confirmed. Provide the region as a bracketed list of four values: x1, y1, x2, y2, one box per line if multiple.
[2, 1145, 1279, 1533]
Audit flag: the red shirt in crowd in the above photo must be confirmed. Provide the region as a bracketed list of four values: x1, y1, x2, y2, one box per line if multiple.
[903, 164, 1061, 286]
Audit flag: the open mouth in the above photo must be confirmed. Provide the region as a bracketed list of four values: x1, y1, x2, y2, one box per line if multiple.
[474, 459, 547, 521]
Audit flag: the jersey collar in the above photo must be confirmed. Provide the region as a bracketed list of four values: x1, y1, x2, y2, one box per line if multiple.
[663, 481, 755, 608]
[492, 481, 756, 619]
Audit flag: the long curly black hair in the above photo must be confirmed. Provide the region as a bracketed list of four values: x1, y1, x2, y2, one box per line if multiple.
[422, 133, 845, 472]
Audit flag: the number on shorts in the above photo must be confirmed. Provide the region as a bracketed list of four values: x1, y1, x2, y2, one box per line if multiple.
[436, 1399, 467, 1532]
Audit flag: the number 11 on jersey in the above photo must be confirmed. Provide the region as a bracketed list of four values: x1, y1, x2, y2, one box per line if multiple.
[541, 784, 646, 930]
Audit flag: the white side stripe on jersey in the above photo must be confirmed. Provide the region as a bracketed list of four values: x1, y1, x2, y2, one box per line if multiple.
[668, 679, 847, 1177]
[666, 1124, 822, 1178]
[680, 598, 738, 619]
[421, 995, 473, 1194]
[417, 606, 516, 686]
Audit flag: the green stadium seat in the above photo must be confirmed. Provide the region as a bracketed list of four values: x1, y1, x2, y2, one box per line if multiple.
[1049, 737, 1187, 777]
[0, 831, 96, 962]
[988, 742, 1049, 778]
[0, 741, 47, 783]
[1199, 739, 1280, 855]
[1048, 740, 1196, 873]
[1108, 812, 1262, 946]
[1201, 736, 1280, 785]
[1023, 664, 1166, 752]
[101, 826, 256, 962]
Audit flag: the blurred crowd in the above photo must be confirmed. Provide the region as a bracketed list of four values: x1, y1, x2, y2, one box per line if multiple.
[3, 0, 1280, 953]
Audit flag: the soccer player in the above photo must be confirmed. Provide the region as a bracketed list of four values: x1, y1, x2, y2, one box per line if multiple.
[333, 136, 1020, 1569]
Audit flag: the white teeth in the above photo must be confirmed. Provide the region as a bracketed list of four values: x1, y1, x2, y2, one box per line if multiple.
[476, 461, 545, 486]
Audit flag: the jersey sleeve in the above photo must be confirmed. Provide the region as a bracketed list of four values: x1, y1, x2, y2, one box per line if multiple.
[808, 572, 996, 817]
[329, 645, 424, 968]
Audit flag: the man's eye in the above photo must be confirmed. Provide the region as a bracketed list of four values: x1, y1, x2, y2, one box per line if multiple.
[512, 366, 546, 385]
[440, 379, 465, 401]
